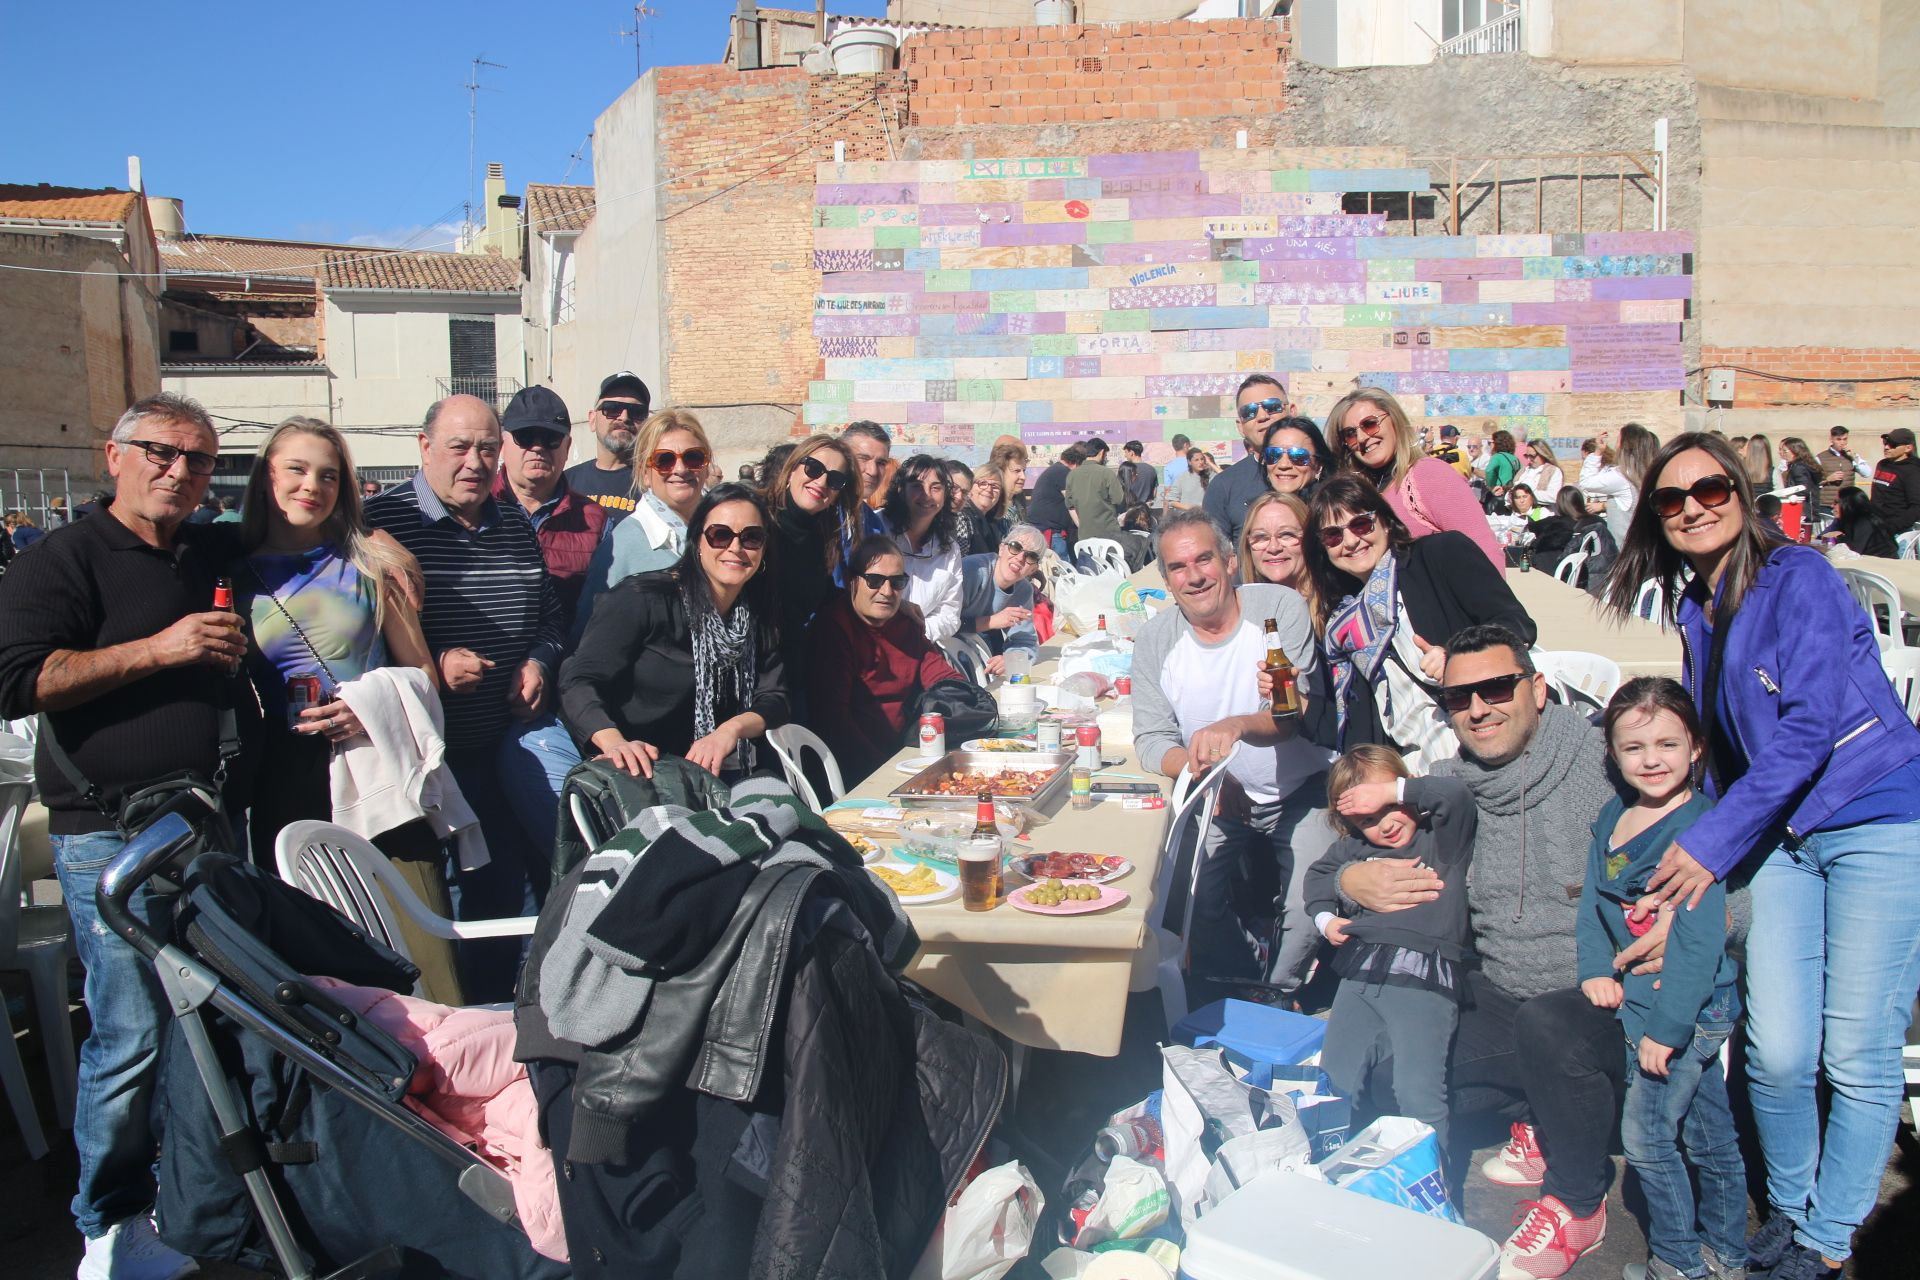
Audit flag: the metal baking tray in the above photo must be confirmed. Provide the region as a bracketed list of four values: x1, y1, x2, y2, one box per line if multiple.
[888, 749, 1077, 811]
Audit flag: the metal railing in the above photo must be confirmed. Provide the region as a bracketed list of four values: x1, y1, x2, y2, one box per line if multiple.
[434, 376, 523, 410]
[1, 468, 78, 533]
[1439, 7, 1522, 56]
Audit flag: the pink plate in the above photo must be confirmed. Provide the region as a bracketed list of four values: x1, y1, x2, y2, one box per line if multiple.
[1008, 881, 1131, 916]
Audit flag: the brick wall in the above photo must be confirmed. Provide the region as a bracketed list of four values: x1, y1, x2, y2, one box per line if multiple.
[1703, 346, 1920, 411]
[903, 18, 1287, 127]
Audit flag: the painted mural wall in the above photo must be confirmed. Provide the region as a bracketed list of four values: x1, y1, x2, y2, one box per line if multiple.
[802, 147, 1691, 475]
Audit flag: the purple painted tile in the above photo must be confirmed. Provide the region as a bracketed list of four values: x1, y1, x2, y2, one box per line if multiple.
[1100, 173, 1206, 197]
[1097, 241, 1216, 265]
[1088, 152, 1201, 177]
[1397, 373, 1511, 394]
[813, 315, 918, 336]
[1582, 231, 1694, 255]
[1571, 367, 1686, 391]
[1111, 284, 1218, 309]
[816, 182, 920, 205]
[1590, 277, 1693, 301]
[956, 314, 1009, 335]
[1511, 302, 1623, 325]
[820, 272, 916, 293]
[1237, 237, 1359, 261]
[981, 221, 1088, 246]
[1257, 260, 1368, 283]
[1554, 279, 1595, 301]
[1275, 214, 1387, 238]
[1441, 281, 1480, 303]
[1566, 323, 1682, 348]
[814, 249, 875, 271]
[1146, 373, 1249, 397]
[1571, 345, 1685, 369]
[1005, 312, 1067, 334]
[1126, 193, 1245, 219]
[1064, 356, 1102, 378]
[1254, 282, 1366, 305]
[903, 402, 947, 423]
[920, 202, 1022, 226]
[1418, 257, 1524, 281]
[910, 291, 992, 313]
[1187, 327, 1305, 352]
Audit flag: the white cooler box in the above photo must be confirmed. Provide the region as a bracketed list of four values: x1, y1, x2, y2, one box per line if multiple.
[1180, 1172, 1498, 1280]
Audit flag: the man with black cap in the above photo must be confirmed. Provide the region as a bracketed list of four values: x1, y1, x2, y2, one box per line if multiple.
[1869, 427, 1920, 534]
[497, 385, 607, 631]
[563, 370, 651, 525]
[1431, 424, 1471, 477]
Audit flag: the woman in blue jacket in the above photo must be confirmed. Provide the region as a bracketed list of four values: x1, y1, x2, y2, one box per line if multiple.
[1604, 432, 1920, 1280]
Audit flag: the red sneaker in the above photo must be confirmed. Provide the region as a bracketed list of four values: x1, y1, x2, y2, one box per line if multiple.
[1480, 1121, 1546, 1187]
[1498, 1196, 1607, 1279]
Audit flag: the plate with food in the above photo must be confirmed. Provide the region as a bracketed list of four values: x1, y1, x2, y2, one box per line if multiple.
[961, 737, 1036, 753]
[1012, 852, 1133, 884]
[1009, 879, 1130, 916]
[868, 861, 959, 905]
[845, 834, 887, 865]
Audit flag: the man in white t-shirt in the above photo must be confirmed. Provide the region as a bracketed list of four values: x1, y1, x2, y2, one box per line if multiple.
[1132, 510, 1338, 992]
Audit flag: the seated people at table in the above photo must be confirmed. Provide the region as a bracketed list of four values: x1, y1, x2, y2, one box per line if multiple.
[962, 464, 1011, 558]
[1605, 432, 1920, 1278]
[561, 484, 787, 782]
[884, 454, 964, 643]
[1515, 439, 1565, 505]
[573, 408, 713, 638]
[1133, 509, 1336, 991]
[804, 536, 966, 782]
[759, 434, 861, 671]
[1824, 485, 1897, 558]
[958, 525, 1043, 678]
[988, 436, 1030, 520]
[1489, 483, 1544, 547]
[1327, 387, 1505, 572]
[1555, 486, 1620, 594]
[944, 460, 983, 560]
[1302, 475, 1536, 771]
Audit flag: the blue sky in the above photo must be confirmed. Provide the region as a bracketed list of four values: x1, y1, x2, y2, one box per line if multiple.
[2, 0, 889, 248]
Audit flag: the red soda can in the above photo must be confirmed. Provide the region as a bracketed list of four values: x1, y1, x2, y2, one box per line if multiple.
[286, 670, 323, 731]
[1113, 675, 1132, 696]
[918, 713, 946, 757]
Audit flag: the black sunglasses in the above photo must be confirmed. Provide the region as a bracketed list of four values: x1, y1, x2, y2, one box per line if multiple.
[797, 455, 850, 492]
[1238, 397, 1286, 421]
[597, 401, 646, 421]
[1316, 512, 1380, 548]
[1648, 474, 1735, 520]
[126, 438, 218, 476]
[509, 428, 566, 450]
[1000, 539, 1040, 564]
[858, 571, 910, 591]
[1435, 672, 1527, 715]
[701, 522, 767, 551]
[1262, 445, 1313, 467]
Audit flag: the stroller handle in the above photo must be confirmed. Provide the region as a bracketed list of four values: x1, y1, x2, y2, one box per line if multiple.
[97, 813, 201, 963]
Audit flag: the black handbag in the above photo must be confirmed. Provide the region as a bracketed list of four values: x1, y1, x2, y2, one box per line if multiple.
[42, 703, 242, 842]
[907, 679, 1000, 746]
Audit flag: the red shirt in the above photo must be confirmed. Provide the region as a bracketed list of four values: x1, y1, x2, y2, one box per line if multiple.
[804, 592, 965, 782]
[493, 473, 607, 626]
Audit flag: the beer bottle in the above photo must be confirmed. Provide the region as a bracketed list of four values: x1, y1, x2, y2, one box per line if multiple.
[212, 577, 234, 610]
[960, 791, 1001, 911]
[1264, 617, 1300, 717]
[971, 791, 997, 842]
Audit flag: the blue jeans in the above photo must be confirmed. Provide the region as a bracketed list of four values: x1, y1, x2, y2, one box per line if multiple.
[445, 716, 580, 1002]
[1619, 1006, 1746, 1276]
[52, 830, 172, 1239]
[1743, 817, 1920, 1261]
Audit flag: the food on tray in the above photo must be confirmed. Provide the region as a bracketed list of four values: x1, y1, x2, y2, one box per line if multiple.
[1023, 877, 1102, 907]
[966, 738, 1035, 753]
[872, 863, 942, 897]
[907, 767, 1059, 797]
[1015, 852, 1131, 882]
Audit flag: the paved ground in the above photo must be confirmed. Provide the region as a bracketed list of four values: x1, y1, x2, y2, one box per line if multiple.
[4, 983, 1914, 1278]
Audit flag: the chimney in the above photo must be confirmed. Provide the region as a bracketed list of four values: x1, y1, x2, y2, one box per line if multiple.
[480, 162, 515, 258]
[127, 155, 144, 193]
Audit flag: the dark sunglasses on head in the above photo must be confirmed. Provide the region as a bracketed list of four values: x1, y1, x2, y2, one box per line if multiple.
[701, 522, 766, 551]
[597, 401, 646, 421]
[1648, 474, 1735, 519]
[127, 438, 218, 476]
[509, 428, 566, 450]
[1238, 397, 1286, 421]
[1435, 672, 1527, 715]
[1000, 539, 1040, 564]
[797, 455, 850, 492]
[858, 571, 910, 591]
[1263, 445, 1314, 467]
[651, 447, 709, 475]
[1337, 414, 1388, 444]
[1316, 512, 1380, 548]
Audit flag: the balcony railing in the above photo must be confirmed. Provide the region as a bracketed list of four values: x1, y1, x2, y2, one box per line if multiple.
[1439, 7, 1522, 56]
[435, 375, 523, 410]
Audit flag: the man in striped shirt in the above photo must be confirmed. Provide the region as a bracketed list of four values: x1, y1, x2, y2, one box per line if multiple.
[366, 394, 578, 999]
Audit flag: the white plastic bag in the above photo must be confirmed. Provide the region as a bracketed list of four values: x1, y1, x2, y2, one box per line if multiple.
[909, 1160, 1045, 1280]
[1074, 1155, 1170, 1247]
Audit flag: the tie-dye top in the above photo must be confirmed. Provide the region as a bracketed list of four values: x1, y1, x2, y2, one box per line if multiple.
[239, 543, 383, 719]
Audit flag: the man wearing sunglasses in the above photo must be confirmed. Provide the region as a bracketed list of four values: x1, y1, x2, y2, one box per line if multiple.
[1335, 624, 1637, 1278]
[563, 370, 651, 526]
[1203, 374, 1292, 542]
[1868, 426, 1920, 535]
[496, 385, 607, 632]
[958, 526, 1045, 676]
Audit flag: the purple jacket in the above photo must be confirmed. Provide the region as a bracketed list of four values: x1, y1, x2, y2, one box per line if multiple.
[1676, 545, 1920, 877]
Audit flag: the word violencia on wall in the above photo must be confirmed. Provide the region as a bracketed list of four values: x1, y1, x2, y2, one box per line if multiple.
[802, 147, 1691, 474]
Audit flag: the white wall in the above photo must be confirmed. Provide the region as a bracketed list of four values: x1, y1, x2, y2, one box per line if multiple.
[323, 293, 525, 432]
[1292, 0, 1449, 68]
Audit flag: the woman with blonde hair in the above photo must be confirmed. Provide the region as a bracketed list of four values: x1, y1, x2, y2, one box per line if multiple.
[1515, 437, 1564, 504]
[1238, 491, 1318, 621]
[1327, 387, 1504, 571]
[575, 407, 714, 635]
[1741, 433, 1775, 497]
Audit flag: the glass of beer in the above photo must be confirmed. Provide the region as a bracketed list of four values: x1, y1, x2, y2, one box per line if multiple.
[960, 792, 1003, 911]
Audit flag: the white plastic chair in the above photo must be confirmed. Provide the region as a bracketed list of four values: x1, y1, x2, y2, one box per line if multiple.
[1075, 537, 1128, 577]
[764, 723, 849, 812]
[1139, 759, 1232, 1035]
[1632, 578, 1670, 630]
[1839, 566, 1912, 647]
[0, 752, 73, 1161]
[935, 633, 995, 687]
[1554, 550, 1588, 585]
[1883, 646, 1920, 723]
[274, 821, 536, 998]
[1898, 530, 1920, 561]
[1534, 651, 1624, 707]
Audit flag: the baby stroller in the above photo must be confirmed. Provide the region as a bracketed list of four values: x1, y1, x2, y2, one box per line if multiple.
[100, 812, 567, 1280]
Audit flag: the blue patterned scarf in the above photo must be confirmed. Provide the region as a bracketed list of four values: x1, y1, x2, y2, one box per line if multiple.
[1324, 553, 1401, 735]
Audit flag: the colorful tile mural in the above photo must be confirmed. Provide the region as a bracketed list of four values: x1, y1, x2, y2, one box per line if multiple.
[802, 149, 1690, 473]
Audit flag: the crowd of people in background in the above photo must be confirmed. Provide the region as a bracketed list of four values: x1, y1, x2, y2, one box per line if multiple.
[0, 368, 1915, 1280]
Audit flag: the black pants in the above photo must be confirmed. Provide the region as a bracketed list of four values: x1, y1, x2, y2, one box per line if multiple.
[247, 719, 444, 872]
[1450, 970, 1625, 1216]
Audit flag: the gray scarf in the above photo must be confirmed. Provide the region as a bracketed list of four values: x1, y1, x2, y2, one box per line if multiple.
[683, 580, 756, 773]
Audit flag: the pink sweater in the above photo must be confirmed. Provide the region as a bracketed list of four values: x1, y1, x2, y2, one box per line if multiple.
[1386, 457, 1507, 575]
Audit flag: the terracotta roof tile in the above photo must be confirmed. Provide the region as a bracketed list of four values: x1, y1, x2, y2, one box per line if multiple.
[319, 249, 521, 293]
[0, 184, 140, 224]
[159, 235, 382, 280]
[524, 183, 595, 234]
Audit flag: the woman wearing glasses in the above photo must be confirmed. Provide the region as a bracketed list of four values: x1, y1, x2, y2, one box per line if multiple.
[804, 536, 967, 782]
[1238, 492, 1315, 605]
[884, 454, 965, 643]
[963, 467, 1011, 558]
[760, 435, 863, 674]
[561, 484, 786, 781]
[1515, 438, 1565, 505]
[1260, 417, 1335, 500]
[1602, 434, 1920, 1280]
[1302, 475, 1535, 771]
[572, 408, 713, 638]
[1327, 388, 1506, 573]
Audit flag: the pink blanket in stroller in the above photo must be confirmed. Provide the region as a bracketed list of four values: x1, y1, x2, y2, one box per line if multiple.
[311, 979, 566, 1262]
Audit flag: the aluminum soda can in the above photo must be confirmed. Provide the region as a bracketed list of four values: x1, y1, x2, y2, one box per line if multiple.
[917, 713, 946, 758]
[286, 670, 324, 731]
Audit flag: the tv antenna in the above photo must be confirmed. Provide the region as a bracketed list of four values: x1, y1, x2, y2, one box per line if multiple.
[464, 54, 508, 242]
[617, 3, 657, 78]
